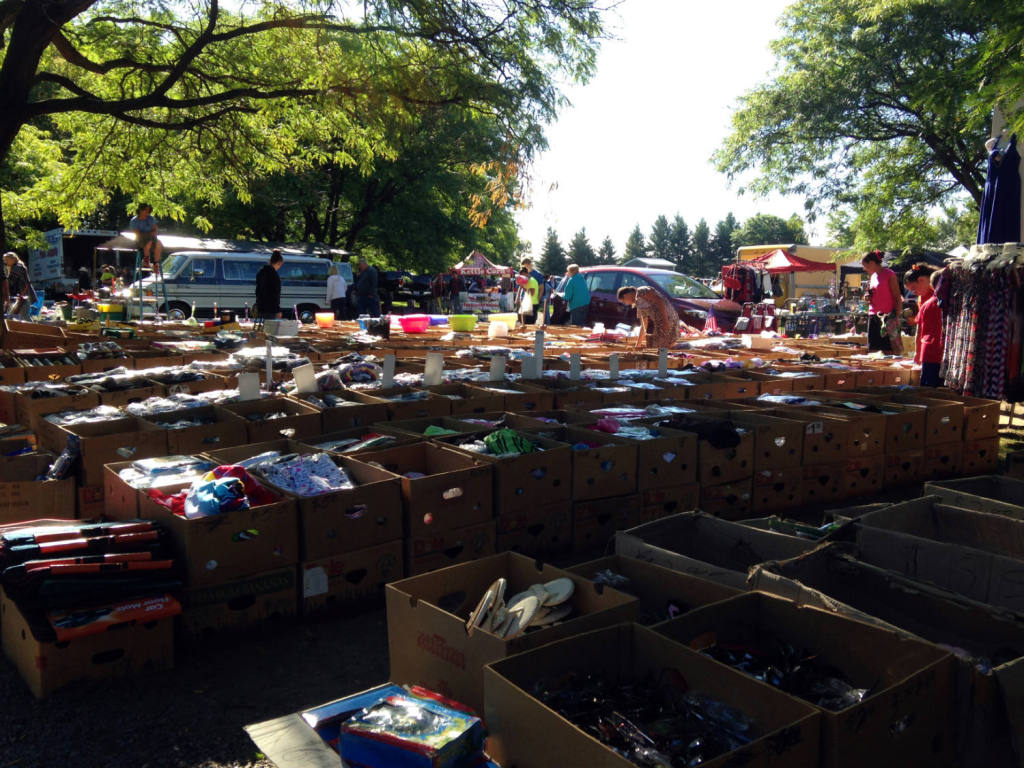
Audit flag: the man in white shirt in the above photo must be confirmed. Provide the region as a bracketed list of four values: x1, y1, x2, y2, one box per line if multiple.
[326, 264, 348, 319]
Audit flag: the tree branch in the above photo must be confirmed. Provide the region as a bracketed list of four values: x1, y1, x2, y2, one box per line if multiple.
[50, 30, 171, 74]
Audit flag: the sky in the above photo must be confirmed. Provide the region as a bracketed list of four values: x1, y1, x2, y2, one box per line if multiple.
[514, 0, 816, 258]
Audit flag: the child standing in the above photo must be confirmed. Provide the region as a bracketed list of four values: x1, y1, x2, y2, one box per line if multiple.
[904, 264, 943, 386]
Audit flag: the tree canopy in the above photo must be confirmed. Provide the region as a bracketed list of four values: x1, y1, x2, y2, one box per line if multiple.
[713, 0, 1014, 249]
[539, 227, 567, 276]
[0, 0, 607, 252]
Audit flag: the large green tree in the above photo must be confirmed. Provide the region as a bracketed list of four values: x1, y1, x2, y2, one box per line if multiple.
[711, 212, 739, 269]
[538, 227, 567, 276]
[714, 0, 1001, 248]
[732, 213, 806, 249]
[567, 228, 597, 267]
[0, 0, 606, 249]
[597, 235, 615, 264]
[621, 224, 647, 264]
[667, 215, 692, 272]
[691, 218, 712, 277]
[648, 215, 671, 261]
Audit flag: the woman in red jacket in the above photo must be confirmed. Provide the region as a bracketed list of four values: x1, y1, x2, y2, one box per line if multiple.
[904, 264, 943, 386]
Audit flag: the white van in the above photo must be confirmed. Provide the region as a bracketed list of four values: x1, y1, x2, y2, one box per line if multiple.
[131, 251, 353, 321]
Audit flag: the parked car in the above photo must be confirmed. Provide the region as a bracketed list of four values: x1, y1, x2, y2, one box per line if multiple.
[550, 267, 719, 328]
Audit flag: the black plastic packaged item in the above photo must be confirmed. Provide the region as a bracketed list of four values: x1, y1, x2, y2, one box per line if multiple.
[45, 435, 80, 481]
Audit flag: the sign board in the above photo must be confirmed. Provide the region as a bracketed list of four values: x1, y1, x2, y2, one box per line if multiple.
[28, 229, 64, 283]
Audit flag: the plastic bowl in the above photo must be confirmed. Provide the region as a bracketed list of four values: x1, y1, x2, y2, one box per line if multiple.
[428, 315, 449, 326]
[399, 315, 430, 333]
[315, 312, 334, 328]
[449, 314, 478, 332]
[488, 312, 517, 328]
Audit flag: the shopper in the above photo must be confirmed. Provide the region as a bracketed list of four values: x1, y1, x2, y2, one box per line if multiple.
[904, 264, 943, 387]
[861, 250, 902, 353]
[449, 268, 464, 314]
[255, 249, 284, 319]
[326, 264, 347, 319]
[616, 284, 680, 350]
[3, 252, 35, 320]
[354, 256, 379, 316]
[77, 266, 92, 291]
[129, 204, 162, 267]
[562, 264, 590, 326]
[517, 266, 539, 325]
[520, 257, 544, 321]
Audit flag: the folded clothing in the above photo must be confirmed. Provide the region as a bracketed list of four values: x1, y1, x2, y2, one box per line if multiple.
[146, 465, 279, 518]
[250, 452, 355, 497]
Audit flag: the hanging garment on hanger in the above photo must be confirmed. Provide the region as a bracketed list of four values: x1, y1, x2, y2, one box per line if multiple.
[978, 134, 1023, 244]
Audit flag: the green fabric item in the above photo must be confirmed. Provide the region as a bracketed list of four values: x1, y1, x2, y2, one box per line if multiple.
[483, 428, 536, 455]
[423, 425, 459, 437]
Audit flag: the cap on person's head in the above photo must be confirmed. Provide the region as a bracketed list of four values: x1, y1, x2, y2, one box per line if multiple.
[137, 203, 151, 214]
[2, 252, 16, 262]
[270, 249, 283, 264]
[521, 257, 533, 265]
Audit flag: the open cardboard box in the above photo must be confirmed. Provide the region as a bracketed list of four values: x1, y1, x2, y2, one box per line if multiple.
[484, 622, 821, 768]
[349, 386, 452, 421]
[655, 591, 954, 768]
[386, 551, 638, 713]
[141, 404, 249, 455]
[645, 413, 754, 485]
[749, 543, 1024, 768]
[300, 426, 422, 456]
[0, 452, 75, 524]
[465, 382, 556, 413]
[219, 397, 323, 443]
[288, 390, 388, 433]
[301, 539, 404, 616]
[614, 511, 814, 589]
[924, 475, 1024, 520]
[178, 566, 297, 641]
[418, 383, 506, 416]
[526, 425, 639, 501]
[762, 407, 852, 464]
[45, 415, 169, 487]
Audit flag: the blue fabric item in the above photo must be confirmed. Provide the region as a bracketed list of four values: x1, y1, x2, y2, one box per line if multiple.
[978, 134, 1022, 244]
[184, 476, 249, 519]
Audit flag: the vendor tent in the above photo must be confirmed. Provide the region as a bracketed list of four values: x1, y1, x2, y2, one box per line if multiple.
[453, 250, 512, 276]
[751, 249, 836, 274]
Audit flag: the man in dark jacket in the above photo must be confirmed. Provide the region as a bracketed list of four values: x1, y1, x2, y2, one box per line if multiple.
[255, 250, 283, 319]
[354, 256, 379, 316]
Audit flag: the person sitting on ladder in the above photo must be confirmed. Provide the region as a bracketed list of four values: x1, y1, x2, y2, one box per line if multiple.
[129, 204, 162, 267]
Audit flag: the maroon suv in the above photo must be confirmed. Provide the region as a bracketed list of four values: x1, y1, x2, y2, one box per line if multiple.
[550, 267, 719, 328]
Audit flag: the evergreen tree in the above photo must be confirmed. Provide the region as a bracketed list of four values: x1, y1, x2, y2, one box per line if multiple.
[538, 227, 567, 276]
[567, 228, 598, 267]
[692, 218, 712, 276]
[598, 236, 616, 264]
[622, 224, 648, 264]
[648, 215, 671, 261]
[668, 215, 692, 272]
[711, 212, 740, 269]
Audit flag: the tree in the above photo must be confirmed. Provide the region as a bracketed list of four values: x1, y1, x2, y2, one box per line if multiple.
[0, 1, 607, 248]
[622, 224, 647, 264]
[667, 215, 692, 271]
[732, 213, 806, 249]
[714, 0, 997, 245]
[648, 215, 671, 261]
[691, 218, 712, 276]
[538, 228, 567, 276]
[567, 228, 597, 268]
[598, 235, 616, 264]
[711, 212, 739, 269]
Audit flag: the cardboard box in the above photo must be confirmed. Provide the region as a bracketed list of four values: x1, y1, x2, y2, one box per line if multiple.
[883, 450, 923, 487]
[354, 443, 493, 536]
[1, 590, 174, 698]
[843, 454, 884, 498]
[531, 425, 638, 501]
[961, 437, 1001, 475]
[300, 539, 404, 615]
[138, 479, 298, 587]
[614, 511, 814, 589]
[98, 382, 165, 408]
[495, 502, 572, 558]
[927, 392, 1000, 440]
[654, 592, 954, 768]
[15, 389, 100, 436]
[301, 426, 422, 456]
[77, 484, 105, 519]
[220, 397, 323, 443]
[766, 408, 851, 464]
[572, 493, 640, 553]
[55, 415, 168, 487]
[695, 424, 754, 485]
[857, 497, 1024, 612]
[386, 552, 638, 712]
[811, 405, 886, 457]
[748, 545, 1024, 768]
[288, 391, 389, 433]
[626, 426, 698, 490]
[143, 405, 249, 454]
[484, 623, 820, 768]
[544, 380, 606, 410]
[407, 519, 497, 576]
[921, 440, 964, 481]
[567, 554, 740, 624]
[440, 431, 572, 516]
[350, 387, 452, 421]
[752, 468, 802, 513]
[420, 383, 506, 416]
[699, 477, 752, 519]
[731, 412, 803, 470]
[801, 462, 847, 505]
[468, 383, 555, 412]
[639, 482, 699, 519]
[178, 566, 297, 641]
[383, 415, 490, 438]
[923, 475, 1024, 520]
[0, 453, 75, 523]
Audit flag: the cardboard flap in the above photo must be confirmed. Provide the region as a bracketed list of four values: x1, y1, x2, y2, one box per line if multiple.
[994, 658, 1024, 768]
[245, 713, 343, 768]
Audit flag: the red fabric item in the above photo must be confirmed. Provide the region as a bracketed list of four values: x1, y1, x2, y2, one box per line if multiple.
[209, 465, 280, 506]
[915, 295, 943, 364]
[749, 249, 835, 274]
[146, 487, 187, 516]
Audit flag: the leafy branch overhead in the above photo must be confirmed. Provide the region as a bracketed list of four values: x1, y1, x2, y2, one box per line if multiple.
[0, 0, 608, 243]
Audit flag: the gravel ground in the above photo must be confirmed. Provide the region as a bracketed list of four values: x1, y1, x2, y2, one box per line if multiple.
[0, 606, 389, 768]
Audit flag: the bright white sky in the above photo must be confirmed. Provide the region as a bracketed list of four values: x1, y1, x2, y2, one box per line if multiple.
[515, 0, 817, 258]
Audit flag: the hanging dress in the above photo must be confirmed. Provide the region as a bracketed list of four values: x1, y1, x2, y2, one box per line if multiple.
[978, 134, 1022, 245]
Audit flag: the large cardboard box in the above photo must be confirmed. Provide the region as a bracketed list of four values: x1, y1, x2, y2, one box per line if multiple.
[383, 415, 490, 438]
[386, 552, 638, 712]
[354, 443, 493, 536]
[811, 405, 886, 457]
[748, 545, 1024, 768]
[752, 468, 802, 513]
[624, 425, 698, 490]
[220, 397, 323, 443]
[495, 502, 572, 558]
[639, 482, 699, 521]
[301, 426, 421, 456]
[51, 415, 168, 487]
[856, 497, 1024, 611]
[883, 450, 923, 487]
[921, 440, 964, 480]
[143, 404, 249, 454]
[567, 554, 739, 624]
[467, 383, 555, 412]
[0, 590, 174, 698]
[350, 386, 452, 421]
[923, 475, 1024, 520]
[961, 437, 1001, 475]
[178, 566, 297, 641]
[699, 477, 752, 519]
[843, 454, 884, 498]
[291, 391, 388, 433]
[614, 511, 814, 589]
[924, 392, 1000, 440]
[655, 592, 954, 768]
[733, 412, 804, 469]
[300, 539, 404, 616]
[801, 461, 847, 505]
[765, 408, 851, 464]
[98, 381, 165, 408]
[572, 493, 640, 553]
[14, 389, 99, 436]
[420, 383, 506, 416]
[138, 478, 298, 587]
[484, 623, 821, 768]
[531, 425, 638, 501]
[407, 519, 497, 576]
[0, 453, 75, 523]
